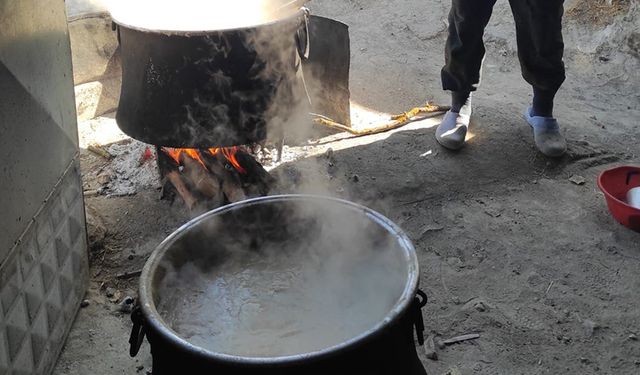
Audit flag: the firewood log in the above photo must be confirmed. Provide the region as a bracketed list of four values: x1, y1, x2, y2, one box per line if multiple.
[180, 153, 225, 206]
[165, 171, 197, 210]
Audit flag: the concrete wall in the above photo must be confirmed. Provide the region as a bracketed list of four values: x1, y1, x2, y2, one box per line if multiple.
[0, 0, 89, 373]
[0, 0, 80, 257]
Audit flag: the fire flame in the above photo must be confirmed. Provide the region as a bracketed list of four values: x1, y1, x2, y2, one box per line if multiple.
[209, 147, 246, 174]
[163, 148, 208, 169]
[162, 147, 246, 174]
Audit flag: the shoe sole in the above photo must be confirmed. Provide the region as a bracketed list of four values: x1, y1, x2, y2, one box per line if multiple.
[435, 135, 465, 151]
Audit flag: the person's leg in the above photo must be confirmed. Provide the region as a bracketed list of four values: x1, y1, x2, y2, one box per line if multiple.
[509, 0, 567, 156]
[437, 0, 498, 150]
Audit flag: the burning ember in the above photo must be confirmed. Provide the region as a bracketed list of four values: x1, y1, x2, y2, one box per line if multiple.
[162, 147, 247, 174]
[158, 146, 274, 212]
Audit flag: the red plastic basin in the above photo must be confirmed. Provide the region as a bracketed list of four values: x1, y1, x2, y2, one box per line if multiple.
[597, 165, 640, 232]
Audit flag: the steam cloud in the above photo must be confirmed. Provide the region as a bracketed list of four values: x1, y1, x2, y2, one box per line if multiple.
[155, 198, 411, 357]
[118, 0, 415, 359]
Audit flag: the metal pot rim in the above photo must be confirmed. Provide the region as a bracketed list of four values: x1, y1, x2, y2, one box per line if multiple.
[111, 8, 306, 36]
[139, 194, 420, 366]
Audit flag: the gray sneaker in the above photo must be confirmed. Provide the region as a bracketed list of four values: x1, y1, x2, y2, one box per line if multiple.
[524, 107, 567, 158]
[435, 111, 470, 150]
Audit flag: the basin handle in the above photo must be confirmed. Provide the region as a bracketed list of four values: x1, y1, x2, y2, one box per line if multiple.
[626, 171, 640, 185]
[129, 306, 147, 357]
[413, 289, 428, 346]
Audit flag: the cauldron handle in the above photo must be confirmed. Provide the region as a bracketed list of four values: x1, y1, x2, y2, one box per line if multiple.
[413, 289, 428, 346]
[129, 306, 147, 357]
[111, 21, 121, 45]
[295, 8, 310, 60]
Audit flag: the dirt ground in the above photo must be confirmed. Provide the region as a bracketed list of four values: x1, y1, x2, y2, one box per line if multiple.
[53, 1, 640, 374]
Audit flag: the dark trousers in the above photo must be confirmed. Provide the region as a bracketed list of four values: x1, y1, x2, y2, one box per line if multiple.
[441, 0, 566, 94]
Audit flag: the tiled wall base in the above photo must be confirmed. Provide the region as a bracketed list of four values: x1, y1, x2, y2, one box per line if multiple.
[0, 157, 89, 375]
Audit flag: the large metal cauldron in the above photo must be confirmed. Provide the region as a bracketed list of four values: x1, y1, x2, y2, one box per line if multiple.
[130, 195, 428, 374]
[113, 11, 306, 147]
